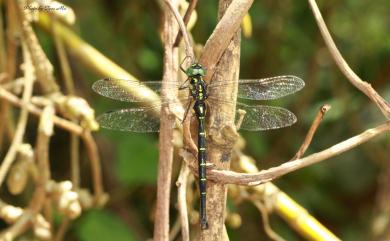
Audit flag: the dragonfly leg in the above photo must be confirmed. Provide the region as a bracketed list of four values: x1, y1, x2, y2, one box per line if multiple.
[180, 55, 194, 73]
[181, 100, 194, 124]
[179, 78, 190, 90]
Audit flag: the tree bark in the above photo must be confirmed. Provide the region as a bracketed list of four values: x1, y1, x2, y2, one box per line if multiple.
[200, 0, 241, 240]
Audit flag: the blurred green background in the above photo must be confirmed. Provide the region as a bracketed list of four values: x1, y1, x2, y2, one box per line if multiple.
[31, 0, 390, 240]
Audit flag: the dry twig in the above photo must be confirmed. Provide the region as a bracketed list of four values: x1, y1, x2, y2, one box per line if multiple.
[0, 87, 83, 135]
[292, 104, 331, 160]
[0, 104, 54, 240]
[176, 162, 190, 241]
[163, 0, 194, 60]
[81, 131, 105, 206]
[236, 156, 341, 241]
[0, 42, 35, 188]
[154, 1, 180, 240]
[199, 0, 254, 81]
[308, 0, 390, 119]
[173, 0, 198, 47]
[253, 200, 286, 241]
[208, 122, 390, 185]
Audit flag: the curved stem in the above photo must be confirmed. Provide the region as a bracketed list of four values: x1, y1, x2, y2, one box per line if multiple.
[208, 122, 390, 185]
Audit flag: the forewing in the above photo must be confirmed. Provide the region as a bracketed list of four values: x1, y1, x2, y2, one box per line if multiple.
[237, 75, 304, 100]
[236, 103, 297, 131]
[92, 78, 186, 102]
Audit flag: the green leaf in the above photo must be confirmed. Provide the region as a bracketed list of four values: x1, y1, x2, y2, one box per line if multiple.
[138, 48, 159, 72]
[109, 132, 158, 185]
[242, 132, 268, 158]
[75, 209, 136, 241]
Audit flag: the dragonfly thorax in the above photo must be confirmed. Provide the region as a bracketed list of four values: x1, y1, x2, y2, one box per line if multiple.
[189, 76, 207, 102]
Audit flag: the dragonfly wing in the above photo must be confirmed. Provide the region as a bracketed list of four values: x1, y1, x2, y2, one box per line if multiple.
[92, 78, 187, 102]
[236, 103, 297, 131]
[97, 107, 161, 132]
[96, 98, 189, 132]
[237, 75, 304, 100]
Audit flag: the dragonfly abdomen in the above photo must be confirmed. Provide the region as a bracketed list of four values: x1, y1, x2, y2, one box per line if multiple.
[194, 101, 208, 230]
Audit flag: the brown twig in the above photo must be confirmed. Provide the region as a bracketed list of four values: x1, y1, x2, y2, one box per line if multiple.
[81, 131, 105, 206]
[0, 0, 19, 153]
[5, 0, 18, 83]
[207, 121, 390, 185]
[252, 200, 286, 241]
[292, 104, 331, 160]
[0, 105, 54, 240]
[176, 162, 190, 241]
[168, 216, 181, 241]
[0, 87, 84, 135]
[173, 0, 198, 47]
[16, 1, 59, 94]
[183, 107, 198, 155]
[54, 218, 70, 241]
[236, 157, 341, 240]
[0, 3, 6, 72]
[31, 104, 53, 212]
[0, 42, 35, 188]
[308, 0, 390, 119]
[199, 0, 254, 81]
[163, 0, 194, 60]
[153, 1, 180, 240]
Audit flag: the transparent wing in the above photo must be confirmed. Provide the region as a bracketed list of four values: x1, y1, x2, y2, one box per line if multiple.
[236, 76, 304, 100]
[93, 76, 304, 102]
[97, 107, 160, 132]
[96, 98, 190, 132]
[206, 75, 304, 100]
[236, 102, 297, 131]
[92, 78, 187, 102]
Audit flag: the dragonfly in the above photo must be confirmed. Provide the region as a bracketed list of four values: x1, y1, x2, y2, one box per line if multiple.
[92, 62, 304, 230]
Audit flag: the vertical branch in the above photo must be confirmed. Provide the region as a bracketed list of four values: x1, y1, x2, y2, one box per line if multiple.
[201, 0, 241, 239]
[199, 0, 253, 81]
[0, 0, 19, 149]
[4, 0, 18, 82]
[81, 131, 104, 205]
[0, 41, 35, 187]
[176, 163, 190, 241]
[0, 3, 6, 72]
[154, 0, 179, 240]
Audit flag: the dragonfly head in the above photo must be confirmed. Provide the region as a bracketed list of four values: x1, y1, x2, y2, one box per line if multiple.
[186, 63, 207, 77]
